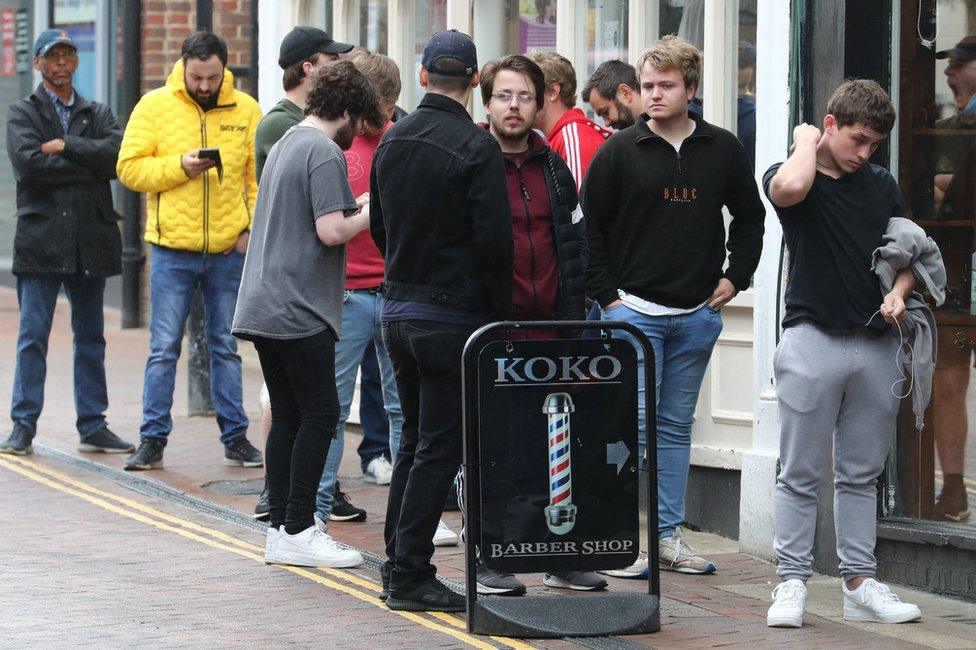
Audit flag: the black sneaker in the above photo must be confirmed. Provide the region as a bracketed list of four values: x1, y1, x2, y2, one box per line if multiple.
[123, 439, 165, 470]
[476, 566, 526, 596]
[935, 480, 972, 522]
[224, 437, 264, 467]
[0, 425, 34, 456]
[77, 426, 135, 454]
[386, 578, 466, 612]
[330, 481, 367, 522]
[254, 482, 270, 521]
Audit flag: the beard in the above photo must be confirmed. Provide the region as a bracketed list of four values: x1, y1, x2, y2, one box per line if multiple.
[334, 121, 356, 150]
[489, 112, 533, 144]
[187, 86, 219, 111]
[611, 100, 636, 129]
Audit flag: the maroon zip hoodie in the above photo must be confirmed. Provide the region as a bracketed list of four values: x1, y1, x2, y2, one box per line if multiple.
[480, 124, 558, 320]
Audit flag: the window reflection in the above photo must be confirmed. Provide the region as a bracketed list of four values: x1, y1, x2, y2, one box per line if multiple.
[897, 0, 976, 529]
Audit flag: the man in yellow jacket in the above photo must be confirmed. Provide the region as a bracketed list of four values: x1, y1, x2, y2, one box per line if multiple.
[117, 32, 263, 471]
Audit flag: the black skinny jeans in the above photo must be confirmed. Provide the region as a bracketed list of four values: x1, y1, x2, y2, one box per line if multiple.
[252, 330, 339, 534]
[381, 319, 477, 592]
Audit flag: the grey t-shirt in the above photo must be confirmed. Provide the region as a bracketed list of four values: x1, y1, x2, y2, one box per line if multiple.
[232, 124, 358, 340]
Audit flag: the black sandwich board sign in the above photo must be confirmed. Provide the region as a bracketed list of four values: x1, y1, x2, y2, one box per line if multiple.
[461, 321, 660, 639]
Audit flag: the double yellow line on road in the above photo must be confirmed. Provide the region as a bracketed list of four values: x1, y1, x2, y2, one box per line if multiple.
[0, 455, 534, 650]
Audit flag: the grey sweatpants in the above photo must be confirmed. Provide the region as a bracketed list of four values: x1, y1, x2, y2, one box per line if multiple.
[773, 322, 901, 581]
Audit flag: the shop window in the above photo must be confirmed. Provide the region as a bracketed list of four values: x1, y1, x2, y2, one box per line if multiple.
[300, 0, 334, 34]
[582, 1, 628, 85]
[895, 0, 976, 531]
[403, 0, 447, 110]
[737, 1, 757, 168]
[348, 0, 388, 54]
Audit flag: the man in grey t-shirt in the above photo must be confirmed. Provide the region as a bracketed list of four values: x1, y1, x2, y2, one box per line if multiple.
[231, 62, 383, 569]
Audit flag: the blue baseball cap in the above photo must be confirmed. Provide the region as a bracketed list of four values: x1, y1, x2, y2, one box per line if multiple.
[34, 29, 76, 57]
[421, 29, 477, 77]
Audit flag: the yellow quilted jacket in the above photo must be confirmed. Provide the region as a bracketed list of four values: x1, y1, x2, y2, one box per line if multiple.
[117, 60, 261, 253]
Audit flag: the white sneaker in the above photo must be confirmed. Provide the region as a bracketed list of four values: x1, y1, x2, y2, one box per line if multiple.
[272, 525, 364, 568]
[767, 579, 806, 628]
[599, 551, 649, 579]
[364, 456, 394, 485]
[264, 526, 281, 564]
[314, 513, 328, 534]
[432, 519, 459, 547]
[843, 578, 922, 624]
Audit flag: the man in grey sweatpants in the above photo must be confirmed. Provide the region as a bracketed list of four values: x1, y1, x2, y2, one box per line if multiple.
[762, 79, 922, 628]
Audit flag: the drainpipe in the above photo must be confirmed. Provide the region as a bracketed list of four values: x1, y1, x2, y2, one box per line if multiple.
[120, 0, 143, 329]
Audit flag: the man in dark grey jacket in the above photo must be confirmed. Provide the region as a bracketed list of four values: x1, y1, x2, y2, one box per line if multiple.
[0, 29, 132, 456]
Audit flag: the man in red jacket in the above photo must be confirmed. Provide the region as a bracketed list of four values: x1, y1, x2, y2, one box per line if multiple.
[527, 51, 612, 189]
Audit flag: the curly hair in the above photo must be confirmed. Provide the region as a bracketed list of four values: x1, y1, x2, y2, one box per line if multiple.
[305, 60, 383, 127]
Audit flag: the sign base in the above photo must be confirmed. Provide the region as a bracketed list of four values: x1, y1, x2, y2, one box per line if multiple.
[470, 593, 660, 638]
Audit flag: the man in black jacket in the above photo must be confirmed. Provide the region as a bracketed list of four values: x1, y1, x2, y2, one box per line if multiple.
[0, 29, 131, 456]
[370, 29, 513, 612]
[582, 36, 764, 577]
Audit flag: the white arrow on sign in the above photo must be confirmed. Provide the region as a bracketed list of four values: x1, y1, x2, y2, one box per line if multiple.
[606, 440, 630, 475]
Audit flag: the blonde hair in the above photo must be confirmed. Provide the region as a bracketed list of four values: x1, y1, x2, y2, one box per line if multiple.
[526, 50, 577, 108]
[350, 51, 401, 103]
[635, 35, 701, 91]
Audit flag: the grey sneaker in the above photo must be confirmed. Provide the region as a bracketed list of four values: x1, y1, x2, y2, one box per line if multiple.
[476, 566, 526, 596]
[124, 439, 165, 470]
[659, 528, 716, 574]
[543, 571, 608, 591]
[78, 426, 135, 453]
[599, 551, 649, 579]
[0, 425, 34, 455]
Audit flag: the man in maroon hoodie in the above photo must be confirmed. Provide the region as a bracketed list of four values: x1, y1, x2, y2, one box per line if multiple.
[469, 53, 596, 595]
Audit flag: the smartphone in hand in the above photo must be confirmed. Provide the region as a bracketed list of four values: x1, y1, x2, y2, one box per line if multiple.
[198, 148, 223, 181]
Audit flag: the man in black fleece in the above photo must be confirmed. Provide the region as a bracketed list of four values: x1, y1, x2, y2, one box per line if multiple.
[582, 36, 764, 578]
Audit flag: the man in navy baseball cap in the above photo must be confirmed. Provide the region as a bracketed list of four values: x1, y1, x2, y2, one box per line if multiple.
[34, 28, 76, 58]
[421, 29, 477, 77]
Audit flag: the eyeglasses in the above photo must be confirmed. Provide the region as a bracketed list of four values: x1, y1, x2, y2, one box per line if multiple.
[491, 91, 536, 105]
[42, 49, 77, 62]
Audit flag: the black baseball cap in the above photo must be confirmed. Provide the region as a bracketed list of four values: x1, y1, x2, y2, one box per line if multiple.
[278, 26, 353, 69]
[421, 29, 477, 77]
[936, 35, 976, 60]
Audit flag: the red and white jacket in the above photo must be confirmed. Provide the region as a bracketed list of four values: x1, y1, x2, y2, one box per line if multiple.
[545, 107, 613, 191]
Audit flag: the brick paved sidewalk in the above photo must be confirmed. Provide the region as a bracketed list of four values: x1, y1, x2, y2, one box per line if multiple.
[2, 286, 975, 649]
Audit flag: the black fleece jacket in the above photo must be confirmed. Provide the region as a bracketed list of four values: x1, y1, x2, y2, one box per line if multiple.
[581, 112, 765, 308]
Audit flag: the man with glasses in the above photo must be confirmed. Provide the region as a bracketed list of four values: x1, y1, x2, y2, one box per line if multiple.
[1, 30, 131, 456]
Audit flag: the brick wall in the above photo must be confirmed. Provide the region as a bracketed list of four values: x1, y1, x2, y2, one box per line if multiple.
[140, 1, 255, 96]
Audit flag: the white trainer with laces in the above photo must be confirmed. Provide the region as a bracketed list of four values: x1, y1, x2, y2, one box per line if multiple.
[766, 579, 807, 628]
[659, 527, 716, 574]
[264, 526, 281, 564]
[843, 578, 921, 624]
[433, 519, 459, 547]
[364, 456, 394, 485]
[272, 525, 364, 568]
[599, 551, 649, 579]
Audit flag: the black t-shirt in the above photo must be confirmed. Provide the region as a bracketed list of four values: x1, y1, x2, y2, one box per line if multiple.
[762, 162, 906, 333]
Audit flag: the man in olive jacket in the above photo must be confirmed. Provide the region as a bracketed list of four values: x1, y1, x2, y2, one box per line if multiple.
[0, 29, 133, 457]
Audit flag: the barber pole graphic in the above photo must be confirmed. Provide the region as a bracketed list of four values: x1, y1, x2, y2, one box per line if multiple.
[544, 393, 577, 535]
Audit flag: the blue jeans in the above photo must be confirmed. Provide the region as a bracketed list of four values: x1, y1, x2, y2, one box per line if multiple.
[602, 303, 723, 538]
[315, 290, 402, 519]
[11, 273, 108, 436]
[357, 343, 391, 470]
[140, 245, 248, 445]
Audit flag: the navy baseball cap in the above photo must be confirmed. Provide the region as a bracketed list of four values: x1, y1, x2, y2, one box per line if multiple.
[936, 35, 976, 60]
[278, 26, 353, 69]
[422, 29, 477, 77]
[34, 29, 76, 57]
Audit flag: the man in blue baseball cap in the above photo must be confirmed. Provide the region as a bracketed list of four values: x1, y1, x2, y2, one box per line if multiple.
[1, 27, 131, 456]
[370, 29, 513, 612]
